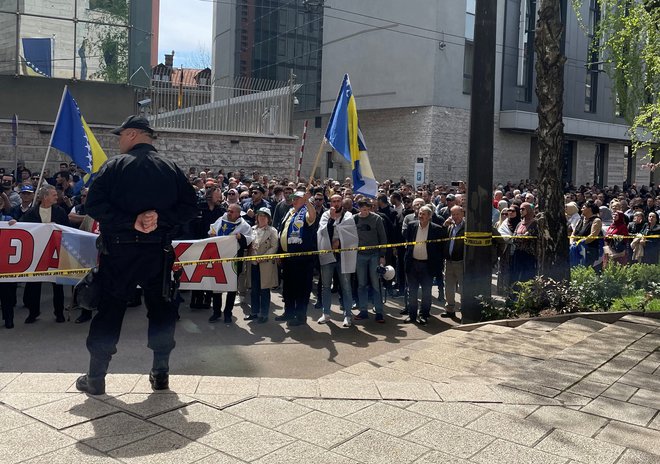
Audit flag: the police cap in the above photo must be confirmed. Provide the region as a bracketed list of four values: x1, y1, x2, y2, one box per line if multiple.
[111, 115, 154, 135]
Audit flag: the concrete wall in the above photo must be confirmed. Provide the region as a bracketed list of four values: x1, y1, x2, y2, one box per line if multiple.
[212, 0, 236, 88]
[0, 5, 16, 75]
[0, 120, 297, 179]
[0, 76, 136, 125]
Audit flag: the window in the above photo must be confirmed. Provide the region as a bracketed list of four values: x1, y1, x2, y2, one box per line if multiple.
[584, 0, 600, 113]
[593, 143, 608, 187]
[517, 0, 536, 102]
[463, 41, 474, 94]
[465, 0, 475, 41]
[315, 116, 322, 128]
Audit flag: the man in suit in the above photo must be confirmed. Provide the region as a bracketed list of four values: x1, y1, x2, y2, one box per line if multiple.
[442, 205, 465, 318]
[403, 205, 445, 325]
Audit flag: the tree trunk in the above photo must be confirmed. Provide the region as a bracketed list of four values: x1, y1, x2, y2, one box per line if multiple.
[534, 0, 570, 282]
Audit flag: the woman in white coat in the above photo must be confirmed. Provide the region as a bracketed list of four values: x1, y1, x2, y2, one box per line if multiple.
[245, 208, 279, 322]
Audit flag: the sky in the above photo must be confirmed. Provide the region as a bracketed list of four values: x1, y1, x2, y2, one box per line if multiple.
[158, 0, 214, 68]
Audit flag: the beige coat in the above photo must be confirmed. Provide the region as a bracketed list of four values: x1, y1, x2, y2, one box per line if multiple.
[246, 225, 279, 289]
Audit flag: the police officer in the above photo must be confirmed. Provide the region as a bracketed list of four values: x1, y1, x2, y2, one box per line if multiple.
[76, 116, 197, 396]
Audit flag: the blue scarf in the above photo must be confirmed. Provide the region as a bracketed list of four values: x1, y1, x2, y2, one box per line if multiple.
[287, 205, 307, 245]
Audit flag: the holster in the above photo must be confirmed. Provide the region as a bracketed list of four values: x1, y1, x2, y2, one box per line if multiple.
[73, 267, 102, 311]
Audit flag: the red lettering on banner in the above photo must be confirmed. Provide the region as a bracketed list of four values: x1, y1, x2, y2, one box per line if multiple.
[186, 243, 228, 284]
[0, 229, 34, 273]
[35, 230, 62, 271]
[173, 242, 193, 260]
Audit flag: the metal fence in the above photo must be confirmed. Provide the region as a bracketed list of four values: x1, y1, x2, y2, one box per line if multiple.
[136, 76, 298, 137]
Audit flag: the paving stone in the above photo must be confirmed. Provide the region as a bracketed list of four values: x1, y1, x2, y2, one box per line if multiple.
[467, 411, 551, 446]
[596, 420, 660, 456]
[0, 392, 77, 411]
[21, 444, 121, 463]
[585, 366, 626, 385]
[224, 397, 311, 428]
[254, 440, 357, 464]
[131, 375, 201, 394]
[23, 395, 119, 430]
[633, 356, 660, 374]
[535, 429, 625, 464]
[63, 412, 163, 452]
[566, 379, 611, 398]
[149, 402, 241, 439]
[405, 419, 494, 459]
[275, 410, 366, 448]
[527, 406, 608, 437]
[0, 404, 35, 433]
[537, 359, 596, 378]
[410, 364, 463, 383]
[650, 413, 660, 431]
[345, 402, 430, 436]
[628, 333, 660, 352]
[375, 381, 439, 401]
[619, 315, 660, 327]
[471, 438, 568, 464]
[319, 371, 360, 380]
[362, 367, 423, 382]
[409, 349, 481, 371]
[601, 382, 637, 401]
[629, 387, 660, 410]
[406, 401, 487, 426]
[517, 320, 561, 332]
[340, 362, 381, 376]
[0, 422, 76, 463]
[615, 448, 660, 464]
[474, 324, 513, 334]
[318, 378, 381, 399]
[258, 378, 319, 398]
[489, 385, 562, 406]
[382, 400, 415, 408]
[555, 391, 592, 407]
[479, 403, 539, 419]
[334, 429, 429, 464]
[619, 369, 660, 392]
[1, 373, 78, 393]
[191, 451, 246, 464]
[199, 421, 293, 461]
[189, 394, 253, 409]
[292, 398, 374, 417]
[108, 430, 215, 464]
[500, 380, 562, 398]
[445, 374, 501, 385]
[555, 317, 609, 333]
[196, 376, 259, 396]
[581, 396, 657, 426]
[413, 450, 471, 463]
[0, 373, 20, 391]
[612, 320, 657, 334]
[433, 382, 502, 402]
[105, 393, 192, 419]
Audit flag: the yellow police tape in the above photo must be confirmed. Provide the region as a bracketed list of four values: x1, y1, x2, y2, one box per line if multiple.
[1, 233, 659, 279]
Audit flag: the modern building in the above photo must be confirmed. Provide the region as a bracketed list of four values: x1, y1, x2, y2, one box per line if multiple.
[213, 0, 654, 187]
[213, 0, 323, 112]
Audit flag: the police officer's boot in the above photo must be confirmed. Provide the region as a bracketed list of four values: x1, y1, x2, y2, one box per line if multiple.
[150, 353, 170, 391]
[76, 355, 109, 395]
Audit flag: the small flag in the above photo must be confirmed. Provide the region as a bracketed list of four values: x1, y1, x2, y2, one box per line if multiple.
[325, 74, 378, 198]
[50, 88, 108, 178]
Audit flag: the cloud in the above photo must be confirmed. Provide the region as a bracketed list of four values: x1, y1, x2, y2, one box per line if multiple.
[158, 0, 213, 67]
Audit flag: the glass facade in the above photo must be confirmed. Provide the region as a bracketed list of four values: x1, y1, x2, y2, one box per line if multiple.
[235, 0, 323, 112]
[0, 0, 148, 84]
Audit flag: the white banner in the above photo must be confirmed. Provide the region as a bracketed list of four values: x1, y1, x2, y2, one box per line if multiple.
[0, 223, 240, 292]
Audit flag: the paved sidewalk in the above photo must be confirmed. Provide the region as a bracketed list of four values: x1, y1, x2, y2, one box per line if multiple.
[1, 314, 659, 463]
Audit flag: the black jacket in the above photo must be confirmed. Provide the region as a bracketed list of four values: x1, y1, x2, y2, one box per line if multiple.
[20, 204, 70, 227]
[444, 221, 465, 261]
[403, 221, 446, 275]
[85, 143, 197, 240]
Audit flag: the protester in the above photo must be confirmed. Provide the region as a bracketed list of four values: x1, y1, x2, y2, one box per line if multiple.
[511, 202, 538, 285]
[442, 205, 465, 318]
[245, 208, 279, 322]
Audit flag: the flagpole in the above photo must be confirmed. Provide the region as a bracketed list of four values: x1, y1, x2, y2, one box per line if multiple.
[12, 115, 18, 180]
[307, 138, 326, 186]
[32, 85, 68, 207]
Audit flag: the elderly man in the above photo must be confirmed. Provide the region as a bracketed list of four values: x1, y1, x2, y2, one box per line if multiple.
[316, 194, 357, 327]
[403, 205, 445, 325]
[276, 190, 317, 326]
[242, 182, 270, 226]
[76, 115, 197, 396]
[442, 205, 465, 318]
[20, 184, 71, 323]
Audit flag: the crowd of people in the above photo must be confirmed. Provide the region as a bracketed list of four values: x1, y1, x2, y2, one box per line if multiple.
[2, 160, 660, 332]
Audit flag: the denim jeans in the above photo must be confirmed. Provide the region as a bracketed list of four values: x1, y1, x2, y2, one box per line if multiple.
[320, 258, 353, 318]
[356, 252, 383, 314]
[250, 264, 271, 317]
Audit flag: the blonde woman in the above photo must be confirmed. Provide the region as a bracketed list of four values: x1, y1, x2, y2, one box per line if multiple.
[245, 208, 279, 322]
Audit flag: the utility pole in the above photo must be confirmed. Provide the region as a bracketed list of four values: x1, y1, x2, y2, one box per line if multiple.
[462, 0, 497, 324]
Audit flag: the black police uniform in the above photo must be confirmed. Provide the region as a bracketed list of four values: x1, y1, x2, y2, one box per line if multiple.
[83, 141, 197, 383]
